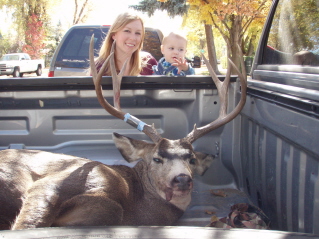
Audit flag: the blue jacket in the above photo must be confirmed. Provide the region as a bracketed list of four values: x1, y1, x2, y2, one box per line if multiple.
[152, 57, 195, 76]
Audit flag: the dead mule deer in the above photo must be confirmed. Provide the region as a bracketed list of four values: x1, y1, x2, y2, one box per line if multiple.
[0, 36, 247, 230]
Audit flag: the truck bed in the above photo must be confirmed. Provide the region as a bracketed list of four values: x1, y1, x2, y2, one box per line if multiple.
[0, 75, 318, 237]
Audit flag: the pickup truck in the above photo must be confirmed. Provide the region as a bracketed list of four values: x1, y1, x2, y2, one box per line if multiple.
[0, 0, 318, 238]
[0, 53, 44, 77]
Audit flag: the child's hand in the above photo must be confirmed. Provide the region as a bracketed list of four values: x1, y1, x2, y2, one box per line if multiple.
[172, 57, 189, 74]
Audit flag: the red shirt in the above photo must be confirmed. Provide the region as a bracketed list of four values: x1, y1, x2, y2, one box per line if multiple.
[140, 53, 158, 75]
[95, 52, 158, 76]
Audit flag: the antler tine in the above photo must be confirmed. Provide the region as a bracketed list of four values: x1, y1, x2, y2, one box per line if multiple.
[89, 35, 124, 120]
[109, 40, 130, 111]
[202, 54, 231, 118]
[185, 53, 247, 144]
[89, 35, 162, 143]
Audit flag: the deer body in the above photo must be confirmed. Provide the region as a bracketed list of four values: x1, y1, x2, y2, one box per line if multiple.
[0, 134, 213, 230]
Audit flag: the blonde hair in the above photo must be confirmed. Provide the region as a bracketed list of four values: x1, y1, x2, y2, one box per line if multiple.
[162, 32, 188, 46]
[96, 12, 145, 76]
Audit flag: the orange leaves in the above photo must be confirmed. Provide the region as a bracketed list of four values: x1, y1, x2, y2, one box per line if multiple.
[22, 14, 46, 59]
[188, 0, 269, 21]
[187, 1, 214, 24]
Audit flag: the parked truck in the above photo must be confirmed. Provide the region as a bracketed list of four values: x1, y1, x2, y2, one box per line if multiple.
[0, 53, 44, 77]
[0, 0, 318, 238]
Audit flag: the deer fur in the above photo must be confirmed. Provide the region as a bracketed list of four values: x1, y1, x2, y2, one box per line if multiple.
[0, 133, 213, 230]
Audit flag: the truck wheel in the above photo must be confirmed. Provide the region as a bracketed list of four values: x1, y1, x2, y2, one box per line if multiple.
[36, 65, 42, 76]
[13, 67, 20, 77]
[19, 73, 24, 77]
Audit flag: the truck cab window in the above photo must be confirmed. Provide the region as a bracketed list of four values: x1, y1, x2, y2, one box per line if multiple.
[263, 0, 319, 66]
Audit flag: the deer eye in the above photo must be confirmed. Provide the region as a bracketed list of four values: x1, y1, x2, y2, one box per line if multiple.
[190, 158, 196, 165]
[153, 158, 162, 164]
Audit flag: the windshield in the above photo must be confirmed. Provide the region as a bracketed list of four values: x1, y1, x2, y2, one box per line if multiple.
[0, 55, 19, 61]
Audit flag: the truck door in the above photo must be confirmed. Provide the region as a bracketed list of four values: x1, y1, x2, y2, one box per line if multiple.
[24, 54, 32, 72]
[243, 0, 319, 234]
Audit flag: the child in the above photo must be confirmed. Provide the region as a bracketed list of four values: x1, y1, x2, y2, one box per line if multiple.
[153, 32, 195, 76]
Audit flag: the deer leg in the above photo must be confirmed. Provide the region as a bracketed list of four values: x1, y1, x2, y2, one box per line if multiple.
[53, 193, 124, 227]
[11, 182, 63, 230]
[0, 180, 24, 230]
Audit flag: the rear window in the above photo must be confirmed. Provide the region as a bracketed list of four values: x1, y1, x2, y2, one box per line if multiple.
[54, 26, 163, 69]
[262, 0, 319, 66]
[55, 27, 108, 69]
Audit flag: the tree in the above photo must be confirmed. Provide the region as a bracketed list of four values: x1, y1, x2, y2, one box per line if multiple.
[181, 13, 206, 57]
[188, 0, 271, 71]
[182, 6, 220, 73]
[0, 32, 18, 56]
[131, 0, 188, 17]
[22, 14, 46, 58]
[0, 0, 52, 57]
[73, 0, 92, 25]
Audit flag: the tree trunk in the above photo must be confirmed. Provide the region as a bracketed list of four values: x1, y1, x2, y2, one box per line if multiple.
[204, 24, 220, 74]
[73, 0, 78, 25]
[246, 35, 256, 56]
[227, 15, 243, 74]
[73, 0, 89, 25]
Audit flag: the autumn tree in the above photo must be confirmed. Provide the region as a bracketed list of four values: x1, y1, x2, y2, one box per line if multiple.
[0, 0, 54, 58]
[188, 0, 271, 71]
[183, 5, 220, 73]
[181, 14, 206, 57]
[22, 1, 49, 58]
[22, 14, 46, 58]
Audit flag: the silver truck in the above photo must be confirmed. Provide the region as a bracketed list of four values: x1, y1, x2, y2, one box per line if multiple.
[0, 0, 318, 238]
[0, 53, 44, 77]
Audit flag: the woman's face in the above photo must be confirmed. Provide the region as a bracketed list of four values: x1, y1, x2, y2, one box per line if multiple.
[112, 20, 143, 57]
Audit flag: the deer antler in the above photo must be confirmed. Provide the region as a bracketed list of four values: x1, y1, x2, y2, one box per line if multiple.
[184, 52, 247, 144]
[89, 35, 162, 143]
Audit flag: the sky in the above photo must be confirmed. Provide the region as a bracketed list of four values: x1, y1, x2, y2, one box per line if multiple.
[51, 0, 184, 36]
[0, 0, 184, 38]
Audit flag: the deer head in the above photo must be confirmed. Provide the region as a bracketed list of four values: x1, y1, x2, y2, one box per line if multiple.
[89, 35, 247, 210]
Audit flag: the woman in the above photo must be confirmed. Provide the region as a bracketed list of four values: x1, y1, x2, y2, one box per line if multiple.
[95, 12, 157, 76]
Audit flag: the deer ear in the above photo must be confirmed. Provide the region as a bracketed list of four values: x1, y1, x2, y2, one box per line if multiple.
[113, 133, 154, 163]
[194, 151, 214, 176]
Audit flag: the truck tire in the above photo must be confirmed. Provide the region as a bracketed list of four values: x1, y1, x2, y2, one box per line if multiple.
[12, 67, 20, 77]
[36, 65, 42, 76]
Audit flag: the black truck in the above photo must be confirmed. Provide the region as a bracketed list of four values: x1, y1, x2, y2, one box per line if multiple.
[0, 0, 318, 238]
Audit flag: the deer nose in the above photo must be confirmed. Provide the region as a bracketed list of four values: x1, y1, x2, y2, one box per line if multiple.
[173, 174, 193, 191]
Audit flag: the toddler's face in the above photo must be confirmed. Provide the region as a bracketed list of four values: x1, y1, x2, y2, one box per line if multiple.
[161, 36, 187, 64]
